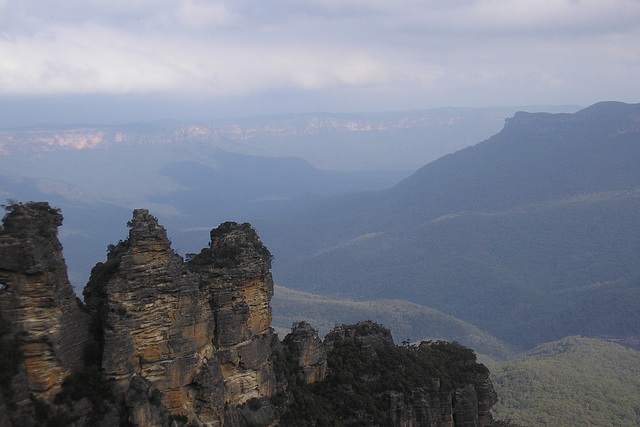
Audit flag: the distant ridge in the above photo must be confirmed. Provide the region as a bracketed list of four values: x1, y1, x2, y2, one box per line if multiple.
[258, 101, 640, 350]
[0, 105, 579, 170]
[271, 285, 514, 360]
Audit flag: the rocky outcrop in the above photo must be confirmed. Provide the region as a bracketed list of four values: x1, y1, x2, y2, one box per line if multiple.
[83, 211, 276, 426]
[84, 209, 221, 424]
[277, 320, 498, 427]
[325, 320, 395, 355]
[0, 203, 498, 427]
[0, 202, 90, 425]
[473, 374, 500, 426]
[188, 222, 275, 406]
[282, 322, 327, 384]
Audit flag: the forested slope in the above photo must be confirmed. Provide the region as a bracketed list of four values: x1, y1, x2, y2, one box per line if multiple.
[490, 336, 640, 426]
[259, 102, 640, 349]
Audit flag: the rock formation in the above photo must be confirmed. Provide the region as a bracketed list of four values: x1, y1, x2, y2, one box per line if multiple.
[276, 320, 498, 427]
[0, 202, 90, 426]
[83, 210, 276, 425]
[282, 322, 327, 384]
[0, 202, 499, 426]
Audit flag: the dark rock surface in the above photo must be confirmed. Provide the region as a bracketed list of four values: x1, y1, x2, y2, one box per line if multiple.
[277, 320, 498, 427]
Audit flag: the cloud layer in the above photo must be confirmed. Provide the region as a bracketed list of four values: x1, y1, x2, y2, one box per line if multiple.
[1, 0, 639, 122]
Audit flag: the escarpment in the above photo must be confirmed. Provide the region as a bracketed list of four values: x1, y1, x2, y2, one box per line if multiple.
[0, 202, 499, 426]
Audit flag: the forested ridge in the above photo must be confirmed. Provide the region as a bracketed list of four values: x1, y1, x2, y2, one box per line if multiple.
[260, 101, 640, 350]
[490, 336, 640, 426]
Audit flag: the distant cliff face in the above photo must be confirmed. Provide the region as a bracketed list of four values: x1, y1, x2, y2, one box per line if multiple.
[0, 202, 498, 427]
[0, 111, 504, 154]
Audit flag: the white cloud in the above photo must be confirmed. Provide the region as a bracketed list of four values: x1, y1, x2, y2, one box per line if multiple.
[178, 0, 235, 29]
[0, 0, 639, 119]
[465, 0, 640, 35]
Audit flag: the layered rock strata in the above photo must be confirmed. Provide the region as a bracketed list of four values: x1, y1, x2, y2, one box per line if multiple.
[187, 222, 275, 406]
[282, 321, 327, 384]
[0, 203, 499, 427]
[0, 202, 90, 425]
[84, 210, 276, 425]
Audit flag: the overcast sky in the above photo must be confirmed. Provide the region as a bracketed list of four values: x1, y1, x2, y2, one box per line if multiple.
[1, 0, 639, 126]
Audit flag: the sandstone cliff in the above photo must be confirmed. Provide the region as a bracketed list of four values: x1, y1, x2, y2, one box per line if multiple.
[0, 202, 90, 426]
[282, 321, 327, 384]
[0, 202, 498, 427]
[83, 210, 276, 426]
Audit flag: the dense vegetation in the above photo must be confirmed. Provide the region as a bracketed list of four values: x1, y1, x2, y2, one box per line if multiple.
[271, 193, 640, 349]
[489, 336, 640, 426]
[273, 328, 488, 426]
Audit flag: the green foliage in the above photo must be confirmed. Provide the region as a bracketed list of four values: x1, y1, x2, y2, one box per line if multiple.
[90, 254, 122, 284]
[273, 334, 487, 426]
[1, 200, 62, 238]
[489, 336, 640, 426]
[273, 193, 640, 350]
[210, 245, 243, 268]
[1, 200, 61, 218]
[266, 104, 640, 350]
[200, 221, 273, 268]
[53, 366, 114, 423]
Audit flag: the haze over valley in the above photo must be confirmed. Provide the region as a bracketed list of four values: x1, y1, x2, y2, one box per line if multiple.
[2, 106, 576, 287]
[2, 1, 640, 424]
[2, 102, 640, 425]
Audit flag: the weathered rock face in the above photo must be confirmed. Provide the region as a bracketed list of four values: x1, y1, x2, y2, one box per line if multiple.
[282, 322, 327, 384]
[1, 204, 498, 427]
[83, 211, 276, 425]
[188, 222, 275, 406]
[84, 209, 220, 424]
[0, 202, 90, 425]
[473, 373, 500, 427]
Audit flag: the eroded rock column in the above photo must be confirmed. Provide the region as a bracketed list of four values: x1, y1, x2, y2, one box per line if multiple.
[0, 202, 90, 423]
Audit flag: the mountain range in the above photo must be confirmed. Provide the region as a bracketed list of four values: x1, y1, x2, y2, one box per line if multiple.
[2, 101, 639, 424]
[256, 101, 640, 350]
[0, 106, 571, 290]
[1, 102, 637, 351]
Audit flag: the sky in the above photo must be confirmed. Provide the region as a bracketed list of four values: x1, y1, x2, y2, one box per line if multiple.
[1, 0, 639, 126]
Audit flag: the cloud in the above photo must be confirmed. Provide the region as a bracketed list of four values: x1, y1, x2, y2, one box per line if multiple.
[0, 0, 639, 121]
[178, 1, 235, 29]
[466, 0, 640, 35]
